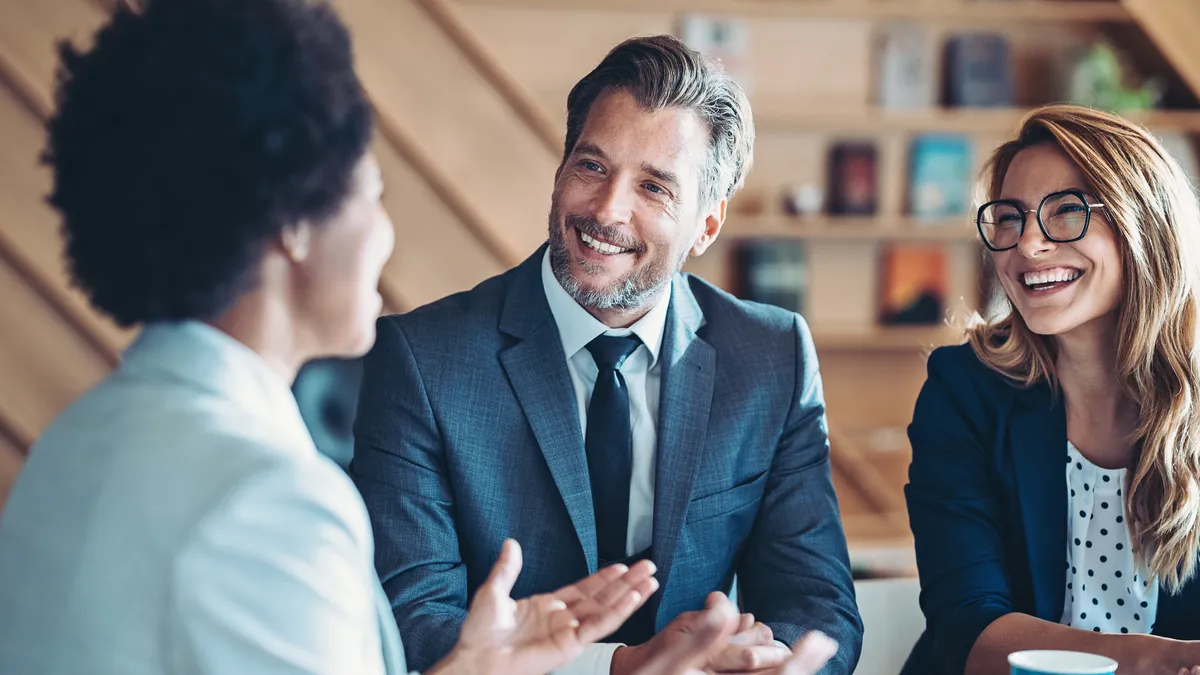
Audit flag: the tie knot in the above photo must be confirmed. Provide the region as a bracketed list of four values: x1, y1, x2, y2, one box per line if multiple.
[586, 334, 641, 372]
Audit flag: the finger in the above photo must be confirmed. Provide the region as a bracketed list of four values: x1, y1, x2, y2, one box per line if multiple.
[728, 621, 775, 647]
[587, 561, 657, 609]
[558, 563, 629, 604]
[706, 591, 730, 610]
[575, 577, 660, 644]
[778, 631, 838, 675]
[709, 644, 791, 672]
[481, 539, 522, 599]
[738, 613, 755, 634]
[640, 601, 740, 675]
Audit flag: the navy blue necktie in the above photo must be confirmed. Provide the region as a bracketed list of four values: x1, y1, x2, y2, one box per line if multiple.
[585, 334, 642, 564]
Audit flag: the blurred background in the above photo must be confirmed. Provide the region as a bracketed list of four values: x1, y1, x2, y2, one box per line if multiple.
[2, 1, 1198, 641]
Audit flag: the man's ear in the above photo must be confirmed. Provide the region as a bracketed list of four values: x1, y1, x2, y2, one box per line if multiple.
[690, 198, 727, 256]
[278, 222, 313, 263]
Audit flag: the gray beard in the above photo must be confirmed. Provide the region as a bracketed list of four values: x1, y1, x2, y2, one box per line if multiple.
[547, 219, 684, 311]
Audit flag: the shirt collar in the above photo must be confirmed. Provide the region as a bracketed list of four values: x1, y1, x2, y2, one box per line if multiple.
[541, 248, 669, 367]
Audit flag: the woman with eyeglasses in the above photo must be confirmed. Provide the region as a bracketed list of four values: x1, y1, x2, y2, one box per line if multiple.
[901, 105, 1200, 675]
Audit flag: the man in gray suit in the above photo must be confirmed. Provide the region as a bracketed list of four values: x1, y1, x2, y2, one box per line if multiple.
[351, 35, 863, 675]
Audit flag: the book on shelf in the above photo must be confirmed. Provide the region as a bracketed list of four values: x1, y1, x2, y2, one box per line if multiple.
[679, 14, 752, 97]
[908, 134, 972, 221]
[827, 141, 879, 215]
[879, 243, 947, 326]
[943, 32, 1014, 108]
[874, 22, 936, 109]
[735, 239, 807, 314]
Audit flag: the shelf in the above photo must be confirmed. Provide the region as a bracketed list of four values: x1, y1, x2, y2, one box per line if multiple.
[813, 325, 966, 351]
[753, 105, 1200, 134]
[456, 0, 1133, 23]
[725, 215, 978, 241]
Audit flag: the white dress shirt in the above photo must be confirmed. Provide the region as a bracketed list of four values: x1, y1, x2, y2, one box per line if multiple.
[542, 250, 669, 675]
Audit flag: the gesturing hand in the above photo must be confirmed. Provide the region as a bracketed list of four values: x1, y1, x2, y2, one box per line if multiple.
[615, 593, 839, 675]
[430, 539, 658, 675]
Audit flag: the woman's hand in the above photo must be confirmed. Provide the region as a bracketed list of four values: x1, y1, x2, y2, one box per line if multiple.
[430, 539, 658, 675]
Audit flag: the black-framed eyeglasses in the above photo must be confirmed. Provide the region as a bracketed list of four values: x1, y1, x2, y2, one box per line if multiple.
[976, 189, 1105, 252]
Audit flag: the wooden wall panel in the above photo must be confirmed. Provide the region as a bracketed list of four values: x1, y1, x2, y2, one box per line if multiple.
[0, 0, 131, 359]
[0, 253, 110, 447]
[373, 136, 507, 309]
[0, 430, 23, 514]
[1123, 0, 1200, 102]
[333, 0, 557, 265]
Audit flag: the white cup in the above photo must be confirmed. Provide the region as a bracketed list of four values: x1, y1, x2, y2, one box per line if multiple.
[1008, 650, 1118, 675]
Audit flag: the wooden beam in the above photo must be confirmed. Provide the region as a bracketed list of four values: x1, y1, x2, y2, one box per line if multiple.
[454, 0, 1132, 23]
[1123, 0, 1200, 99]
[0, 0, 132, 362]
[413, 0, 562, 156]
[333, 0, 557, 265]
[371, 133, 508, 309]
[0, 249, 111, 445]
[0, 425, 25, 515]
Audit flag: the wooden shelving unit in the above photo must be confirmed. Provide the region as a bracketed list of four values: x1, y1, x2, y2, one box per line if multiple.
[753, 104, 1200, 133]
[725, 214, 977, 241]
[813, 325, 966, 351]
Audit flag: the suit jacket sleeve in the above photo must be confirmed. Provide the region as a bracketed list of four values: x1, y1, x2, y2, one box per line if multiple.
[170, 460, 387, 675]
[350, 316, 466, 672]
[736, 315, 864, 675]
[904, 348, 1014, 675]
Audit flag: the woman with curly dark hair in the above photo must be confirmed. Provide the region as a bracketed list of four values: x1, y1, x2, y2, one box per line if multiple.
[0, 1, 674, 673]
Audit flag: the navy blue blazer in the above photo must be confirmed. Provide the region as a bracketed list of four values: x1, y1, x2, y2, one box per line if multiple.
[902, 344, 1200, 675]
[349, 246, 863, 673]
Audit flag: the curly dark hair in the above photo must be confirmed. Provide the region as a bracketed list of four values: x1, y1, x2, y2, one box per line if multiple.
[44, 0, 374, 326]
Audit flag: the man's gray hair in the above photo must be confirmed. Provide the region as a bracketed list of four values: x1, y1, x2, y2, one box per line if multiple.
[562, 34, 755, 206]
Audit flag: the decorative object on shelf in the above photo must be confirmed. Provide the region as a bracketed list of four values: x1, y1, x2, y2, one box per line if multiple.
[943, 32, 1014, 108]
[908, 134, 972, 220]
[292, 356, 363, 469]
[879, 243, 947, 326]
[735, 239, 807, 314]
[874, 22, 936, 109]
[1068, 41, 1162, 112]
[827, 141, 879, 215]
[781, 183, 824, 217]
[678, 13, 752, 96]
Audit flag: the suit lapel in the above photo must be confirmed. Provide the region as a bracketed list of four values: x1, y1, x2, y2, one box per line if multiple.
[1009, 383, 1069, 620]
[651, 276, 715, 623]
[499, 247, 598, 572]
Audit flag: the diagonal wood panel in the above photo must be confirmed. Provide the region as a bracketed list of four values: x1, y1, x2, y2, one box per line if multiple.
[0, 0, 132, 360]
[1123, 0, 1200, 99]
[0, 251, 111, 448]
[332, 0, 557, 266]
[373, 136, 507, 309]
[0, 429, 23, 513]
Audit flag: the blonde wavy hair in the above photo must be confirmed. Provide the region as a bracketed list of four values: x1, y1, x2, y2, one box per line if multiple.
[968, 104, 1200, 592]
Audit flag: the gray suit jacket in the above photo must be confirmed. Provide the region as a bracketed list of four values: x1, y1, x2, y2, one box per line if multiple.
[351, 246, 863, 673]
[0, 322, 407, 675]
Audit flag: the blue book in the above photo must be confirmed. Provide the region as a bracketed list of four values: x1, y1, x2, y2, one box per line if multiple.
[908, 134, 972, 220]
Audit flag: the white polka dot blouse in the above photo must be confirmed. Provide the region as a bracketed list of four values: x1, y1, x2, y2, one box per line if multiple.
[1059, 442, 1157, 635]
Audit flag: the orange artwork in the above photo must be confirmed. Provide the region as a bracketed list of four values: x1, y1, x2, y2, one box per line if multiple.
[879, 244, 947, 325]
